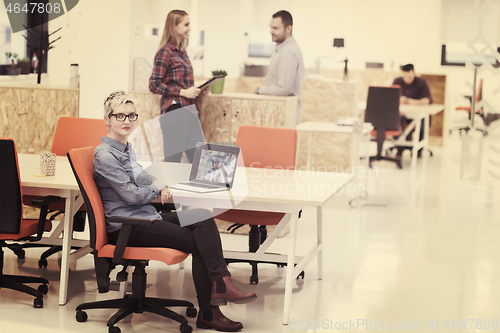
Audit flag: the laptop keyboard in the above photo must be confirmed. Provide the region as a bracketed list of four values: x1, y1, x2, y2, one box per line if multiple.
[180, 182, 220, 189]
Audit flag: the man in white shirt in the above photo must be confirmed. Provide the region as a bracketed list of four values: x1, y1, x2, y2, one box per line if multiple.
[255, 10, 305, 123]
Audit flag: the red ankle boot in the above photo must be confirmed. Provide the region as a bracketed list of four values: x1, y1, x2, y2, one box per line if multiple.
[196, 307, 243, 332]
[211, 275, 257, 306]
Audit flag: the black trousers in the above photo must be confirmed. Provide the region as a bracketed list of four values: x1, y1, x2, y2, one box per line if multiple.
[109, 209, 229, 310]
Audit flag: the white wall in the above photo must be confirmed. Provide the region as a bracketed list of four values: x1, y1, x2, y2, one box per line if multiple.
[40, 0, 499, 122]
[199, 0, 252, 78]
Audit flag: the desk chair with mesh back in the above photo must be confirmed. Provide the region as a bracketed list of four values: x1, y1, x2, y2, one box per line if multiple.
[450, 78, 488, 136]
[20, 117, 107, 268]
[365, 86, 403, 169]
[0, 138, 60, 308]
[214, 125, 302, 285]
[67, 146, 196, 333]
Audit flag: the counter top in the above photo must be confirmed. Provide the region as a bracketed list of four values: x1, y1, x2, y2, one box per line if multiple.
[0, 74, 78, 91]
[130, 90, 297, 101]
[207, 92, 298, 101]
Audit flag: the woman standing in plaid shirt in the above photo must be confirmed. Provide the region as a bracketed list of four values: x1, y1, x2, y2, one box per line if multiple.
[149, 10, 207, 163]
[149, 10, 207, 112]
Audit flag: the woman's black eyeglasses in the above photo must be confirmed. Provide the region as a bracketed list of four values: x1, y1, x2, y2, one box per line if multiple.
[108, 113, 139, 122]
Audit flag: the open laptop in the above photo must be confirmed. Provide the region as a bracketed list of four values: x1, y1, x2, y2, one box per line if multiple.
[169, 143, 240, 193]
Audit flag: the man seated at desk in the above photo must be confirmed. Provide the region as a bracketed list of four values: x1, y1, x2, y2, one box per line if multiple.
[393, 63, 433, 157]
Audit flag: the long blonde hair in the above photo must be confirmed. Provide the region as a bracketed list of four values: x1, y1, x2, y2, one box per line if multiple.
[159, 10, 188, 50]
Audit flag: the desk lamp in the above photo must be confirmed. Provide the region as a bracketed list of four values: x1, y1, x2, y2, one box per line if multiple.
[333, 38, 348, 80]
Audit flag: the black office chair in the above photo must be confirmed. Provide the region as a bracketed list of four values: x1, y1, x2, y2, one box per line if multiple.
[364, 86, 403, 169]
[0, 138, 60, 308]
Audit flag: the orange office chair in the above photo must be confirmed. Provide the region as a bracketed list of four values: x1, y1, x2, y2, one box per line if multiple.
[67, 146, 196, 333]
[364, 86, 403, 169]
[451, 78, 487, 136]
[0, 138, 60, 308]
[19, 116, 107, 267]
[214, 125, 301, 284]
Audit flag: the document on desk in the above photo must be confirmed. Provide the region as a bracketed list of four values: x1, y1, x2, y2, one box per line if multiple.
[336, 117, 358, 126]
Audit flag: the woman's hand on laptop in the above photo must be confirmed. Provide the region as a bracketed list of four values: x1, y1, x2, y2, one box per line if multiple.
[160, 187, 172, 205]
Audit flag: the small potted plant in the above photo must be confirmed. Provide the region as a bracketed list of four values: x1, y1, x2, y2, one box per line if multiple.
[210, 69, 228, 94]
[5, 52, 21, 75]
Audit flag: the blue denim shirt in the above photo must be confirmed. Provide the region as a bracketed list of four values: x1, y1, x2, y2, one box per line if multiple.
[93, 137, 162, 233]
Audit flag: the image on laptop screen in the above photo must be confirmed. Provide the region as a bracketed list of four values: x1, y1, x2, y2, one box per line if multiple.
[194, 145, 238, 186]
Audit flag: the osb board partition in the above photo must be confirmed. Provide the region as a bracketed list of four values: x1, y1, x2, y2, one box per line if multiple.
[297, 78, 359, 170]
[421, 74, 446, 138]
[224, 76, 358, 170]
[0, 88, 79, 153]
[128, 92, 162, 127]
[309, 69, 447, 142]
[30, 89, 79, 153]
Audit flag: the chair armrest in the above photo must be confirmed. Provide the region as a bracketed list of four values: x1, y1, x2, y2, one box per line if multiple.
[30, 195, 61, 206]
[108, 216, 162, 264]
[27, 195, 61, 242]
[462, 95, 472, 104]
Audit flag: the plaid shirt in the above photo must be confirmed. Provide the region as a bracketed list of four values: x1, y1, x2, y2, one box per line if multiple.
[149, 42, 195, 114]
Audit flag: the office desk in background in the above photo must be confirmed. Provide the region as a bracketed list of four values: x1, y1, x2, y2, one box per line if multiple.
[296, 121, 373, 207]
[359, 101, 444, 167]
[19, 153, 89, 306]
[147, 162, 353, 325]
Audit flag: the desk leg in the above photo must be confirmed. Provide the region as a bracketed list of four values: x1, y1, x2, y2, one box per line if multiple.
[59, 192, 77, 306]
[307, 132, 312, 171]
[364, 131, 370, 190]
[411, 116, 422, 168]
[317, 206, 323, 280]
[423, 115, 430, 157]
[283, 210, 298, 325]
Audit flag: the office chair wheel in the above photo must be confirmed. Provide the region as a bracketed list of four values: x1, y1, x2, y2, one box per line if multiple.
[297, 271, 305, 280]
[180, 324, 192, 333]
[15, 249, 25, 259]
[186, 306, 198, 318]
[37, 284, 48, 295]
[33, 297, 43, 308]
[75, 310, 88, 322]
[250, 275, 259, 285]
[277, 263, 285, 268]
[38, 258, 48, 268]
[109, 326, 121, 333]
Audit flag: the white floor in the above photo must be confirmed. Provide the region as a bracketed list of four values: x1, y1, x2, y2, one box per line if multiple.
[1, 133, 500, 333]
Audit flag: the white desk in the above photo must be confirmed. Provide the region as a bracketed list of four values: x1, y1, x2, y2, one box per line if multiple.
[19, 154, 90, 306]
[151, 162, 353, 324]
[359, 101, 444, 167]
[20, 154, 353, 324]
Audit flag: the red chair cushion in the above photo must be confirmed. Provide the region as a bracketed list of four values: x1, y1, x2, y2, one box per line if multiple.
[0, 219, 52, 240]
[98, 245, 188, 266]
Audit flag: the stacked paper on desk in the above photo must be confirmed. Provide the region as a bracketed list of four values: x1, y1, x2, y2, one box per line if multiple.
[336, 117, 359, 126]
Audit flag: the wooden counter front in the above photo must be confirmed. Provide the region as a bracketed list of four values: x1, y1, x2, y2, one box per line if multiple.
[198, 92, 298, 143]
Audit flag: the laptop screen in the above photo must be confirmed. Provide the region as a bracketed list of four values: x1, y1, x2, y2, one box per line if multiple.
[190, 143, 240, 187]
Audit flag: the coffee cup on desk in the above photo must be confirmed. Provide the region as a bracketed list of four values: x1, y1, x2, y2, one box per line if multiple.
[40, 153, 56, 176]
